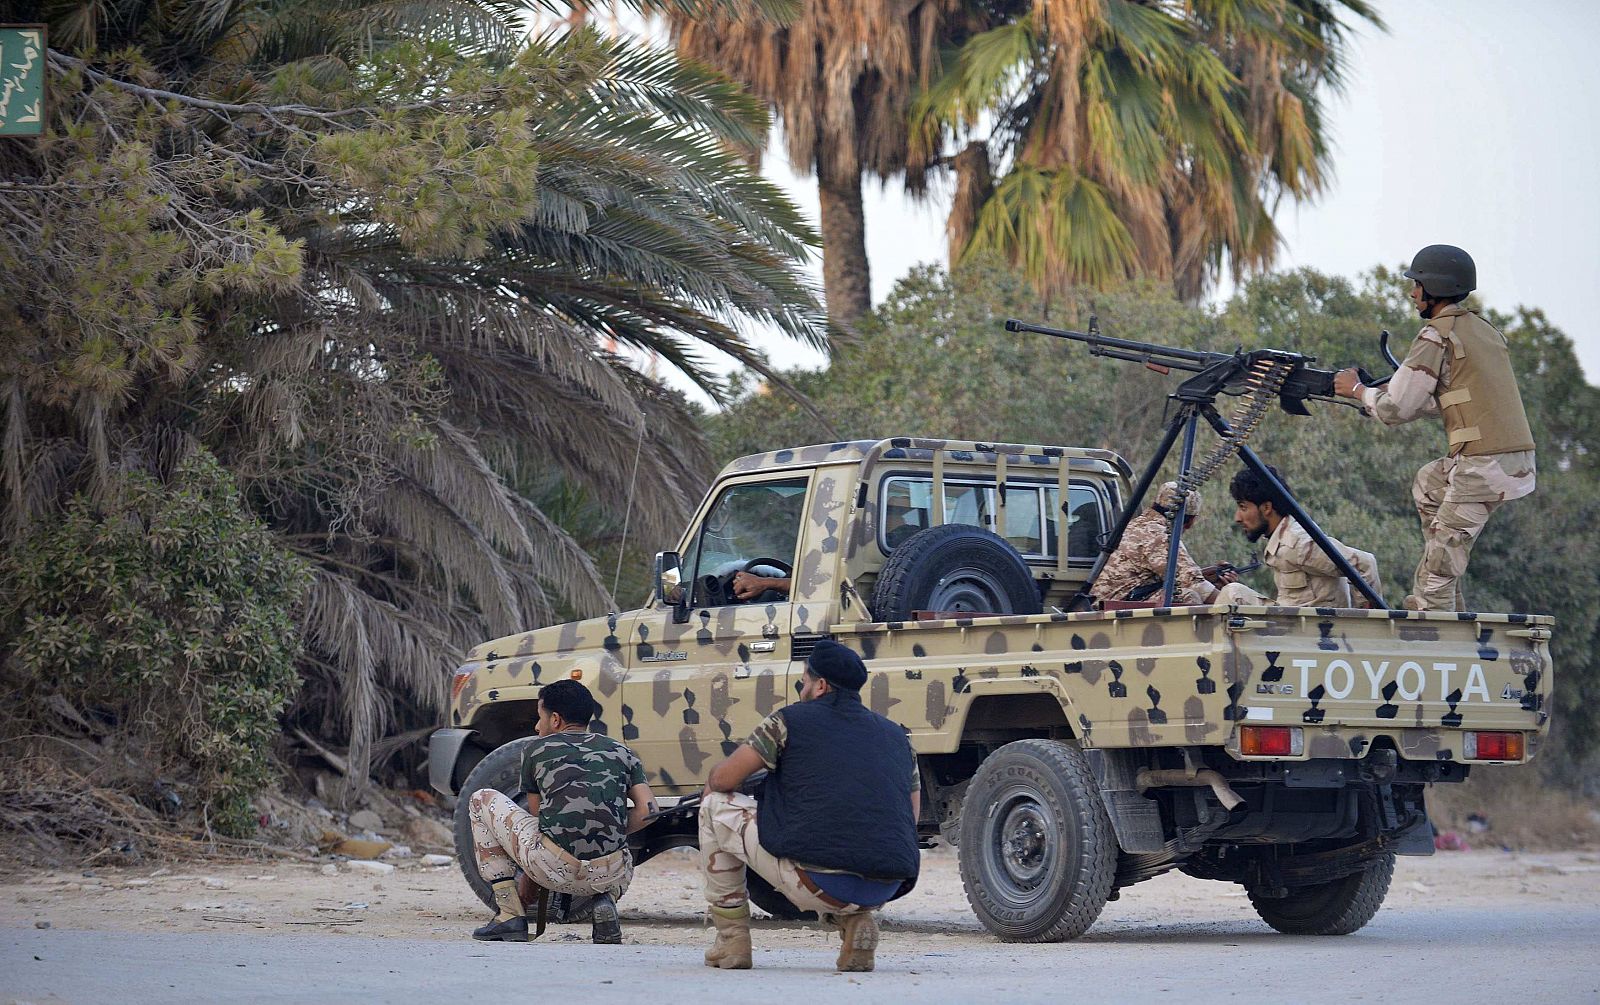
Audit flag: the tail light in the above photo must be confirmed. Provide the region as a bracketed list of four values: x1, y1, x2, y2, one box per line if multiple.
[450, 667, 475, 701]
[1239, 725, 1304, 757]
[1464, 731, 1525, 761]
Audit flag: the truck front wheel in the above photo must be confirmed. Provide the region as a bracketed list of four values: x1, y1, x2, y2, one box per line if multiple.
[958, 739, 1117, 942]
[1248, 853, 1395, 936]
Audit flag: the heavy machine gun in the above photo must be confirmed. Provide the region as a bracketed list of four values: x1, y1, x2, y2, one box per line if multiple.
[1005, 317, 1400, 610]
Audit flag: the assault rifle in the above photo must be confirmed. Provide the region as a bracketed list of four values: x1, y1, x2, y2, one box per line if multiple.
[1125, 557, 1262, 603]
[1006, 317, 1398, 610]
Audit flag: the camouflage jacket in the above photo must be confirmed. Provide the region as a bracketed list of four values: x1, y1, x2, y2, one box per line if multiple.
[1091, 509, 1215, 605]
[1264, 516, 1381, 608]
[519, 731, 646, 859]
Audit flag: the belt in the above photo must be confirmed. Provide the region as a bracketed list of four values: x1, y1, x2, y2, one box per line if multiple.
[536, 834, 626, 874]
[794, 869, 850, 910]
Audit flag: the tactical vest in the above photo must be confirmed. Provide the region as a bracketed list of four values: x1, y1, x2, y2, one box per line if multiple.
[756, 690, 920, 882]
[1426, 305, 1535, 456]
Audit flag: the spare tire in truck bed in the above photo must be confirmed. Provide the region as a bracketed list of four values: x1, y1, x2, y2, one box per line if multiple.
[872, 524, 1043, 622]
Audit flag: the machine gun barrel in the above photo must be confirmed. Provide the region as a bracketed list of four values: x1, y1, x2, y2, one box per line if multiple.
[1004, 318, 1226, 373]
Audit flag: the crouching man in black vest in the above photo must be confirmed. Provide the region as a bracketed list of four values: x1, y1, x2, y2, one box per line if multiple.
[697, 639, 920, 973]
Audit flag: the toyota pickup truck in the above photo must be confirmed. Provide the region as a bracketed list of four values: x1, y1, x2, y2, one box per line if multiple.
[429, 437, 1553, 941]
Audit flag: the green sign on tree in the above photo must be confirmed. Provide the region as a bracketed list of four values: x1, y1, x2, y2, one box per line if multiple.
[0, 26, 45, 136]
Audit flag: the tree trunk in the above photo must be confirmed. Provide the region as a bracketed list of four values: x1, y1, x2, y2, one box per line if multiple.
[947, 141, 993, 267]
[816, 157, 872, 329]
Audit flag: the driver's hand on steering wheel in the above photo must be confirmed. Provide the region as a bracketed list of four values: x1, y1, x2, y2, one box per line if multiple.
[731, 571, 790, 601]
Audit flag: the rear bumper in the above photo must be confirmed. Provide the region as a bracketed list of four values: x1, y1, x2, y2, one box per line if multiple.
[428, 728, 477, 796]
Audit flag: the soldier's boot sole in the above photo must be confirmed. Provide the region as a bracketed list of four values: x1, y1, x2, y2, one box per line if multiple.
[835, 911, 879, 972]
[590, 894, 623, 945]
[705, 908, 753, 969]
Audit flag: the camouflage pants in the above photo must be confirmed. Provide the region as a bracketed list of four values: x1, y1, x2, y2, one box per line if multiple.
[698, 791, 875, 916]
[467, 789, 632, 899]
[1407, 457, 1503, 612]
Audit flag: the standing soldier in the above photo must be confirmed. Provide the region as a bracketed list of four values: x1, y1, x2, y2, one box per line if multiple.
[697, 640, 920, 973]
[1334, 245, 1536, 611]
[1091, 482, 1236, 606]
[464, 679, 658, 944]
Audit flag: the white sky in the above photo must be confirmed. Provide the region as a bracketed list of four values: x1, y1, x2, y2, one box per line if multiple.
[738, 0, 1600, 385]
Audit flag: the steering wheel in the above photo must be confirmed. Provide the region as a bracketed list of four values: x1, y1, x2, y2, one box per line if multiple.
[715, 557, 794, 604]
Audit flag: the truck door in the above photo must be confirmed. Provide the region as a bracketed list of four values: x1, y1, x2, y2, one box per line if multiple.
[624, 473, 811, 794]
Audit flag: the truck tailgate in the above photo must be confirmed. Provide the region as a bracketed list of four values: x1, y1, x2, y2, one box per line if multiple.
[1226, 607, 1552, 762]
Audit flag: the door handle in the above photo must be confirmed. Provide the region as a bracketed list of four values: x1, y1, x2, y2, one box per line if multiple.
[749, 641, 777, 653]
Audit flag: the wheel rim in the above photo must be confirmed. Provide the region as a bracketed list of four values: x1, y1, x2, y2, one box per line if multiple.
[987, 785, 1059, 902]
[928, 568, 1012, 614]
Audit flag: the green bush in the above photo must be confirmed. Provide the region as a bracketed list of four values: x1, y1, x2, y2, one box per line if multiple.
[1, 451, 311, 836]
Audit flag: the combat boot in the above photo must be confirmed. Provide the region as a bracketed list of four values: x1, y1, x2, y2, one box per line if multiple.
[590, 893, 623, 945]
[473, 879, 529, 942]
[835, 910, 879, 972]
[704, 904, 753, 969]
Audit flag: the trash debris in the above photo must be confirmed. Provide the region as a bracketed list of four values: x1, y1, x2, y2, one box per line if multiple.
[1466, 813, 1490, 834]
[1435, 830, 1470, 851]
[380, 844, 414, 860]
[333, 838, 393, 859]
[346, 859, 395, 876]
[320, 864, 339, 877]
[202, 878, 229, 890]
[420, 854, 452, 867]
[1406, 881, 1431, 894]
[35, 920, 51, 929]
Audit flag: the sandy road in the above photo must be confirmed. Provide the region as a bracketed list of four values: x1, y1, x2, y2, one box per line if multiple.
[4, 847, 1599, 1002]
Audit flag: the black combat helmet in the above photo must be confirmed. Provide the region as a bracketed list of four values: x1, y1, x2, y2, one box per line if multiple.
[1404, 244, 1476, 298]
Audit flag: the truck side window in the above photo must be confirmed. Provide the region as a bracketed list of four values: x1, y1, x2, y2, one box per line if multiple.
[689, 477, 809, 606]
[881, 475, 1107, 562]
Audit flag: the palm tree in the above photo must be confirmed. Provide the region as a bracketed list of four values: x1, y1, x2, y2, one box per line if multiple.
[913, 0, 1380, 301]
[669, 0, 991, 327]
[0, 2, 827, 785]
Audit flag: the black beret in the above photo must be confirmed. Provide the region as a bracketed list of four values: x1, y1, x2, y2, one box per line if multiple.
[806, 639, 868, 691]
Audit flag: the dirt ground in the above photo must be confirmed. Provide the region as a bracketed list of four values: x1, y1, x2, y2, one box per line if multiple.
[5, 842, 1600, 949]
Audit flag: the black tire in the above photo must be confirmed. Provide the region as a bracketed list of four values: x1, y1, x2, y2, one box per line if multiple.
[749, 870, 816, 921]
[450, 737, 595, 923]
[1248, 853, 1395, 936]
[873, 524, 1042, 622]
[957, 739, 1117, 942]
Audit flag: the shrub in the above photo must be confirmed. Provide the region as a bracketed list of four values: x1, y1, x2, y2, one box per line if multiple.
[1, 451, 311, 836]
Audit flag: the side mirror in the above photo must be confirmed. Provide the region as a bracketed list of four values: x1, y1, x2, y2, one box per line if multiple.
[654, 551, 690, 623]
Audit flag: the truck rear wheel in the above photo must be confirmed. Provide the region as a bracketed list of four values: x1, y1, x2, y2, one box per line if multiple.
[450, 737, 594, 923]
[873, 525, 1042, 621]
[1248, 853, 1395, 936]
[958, 739, 1116, 942]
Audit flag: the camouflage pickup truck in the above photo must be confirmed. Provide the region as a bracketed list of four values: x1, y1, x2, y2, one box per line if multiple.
[429, 437, 1553, 942]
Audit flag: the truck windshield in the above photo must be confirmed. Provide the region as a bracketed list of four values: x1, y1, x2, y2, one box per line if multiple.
[690, 477, 810, 596]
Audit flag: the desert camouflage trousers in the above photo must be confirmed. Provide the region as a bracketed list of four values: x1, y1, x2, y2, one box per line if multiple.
[698, 791, 876, 916]
[467, 789, 632, 899]
[1407, 456, 1506, 612]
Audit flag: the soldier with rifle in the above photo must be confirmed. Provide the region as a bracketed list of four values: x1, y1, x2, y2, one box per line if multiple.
[464, 679, 658, 945]
[1091, 482, 1240, 607]
[1333, 245, 1536, 611]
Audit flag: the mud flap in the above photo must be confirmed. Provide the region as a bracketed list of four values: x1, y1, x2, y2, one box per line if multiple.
[1084, 749, 1166, 854]
[1391, 812, 1436, 857]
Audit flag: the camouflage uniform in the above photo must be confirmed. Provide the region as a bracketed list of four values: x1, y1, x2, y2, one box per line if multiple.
[1216, 515, 1381, 608]
[1359, 313, 1536, 611]
[1092, 483, 1216, 606]
[467, 731, 644, 899]
[699, 712, 918, 916]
